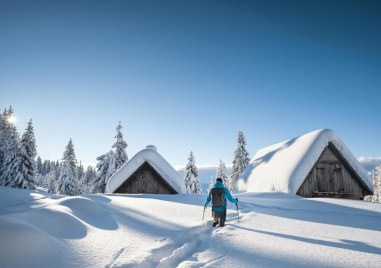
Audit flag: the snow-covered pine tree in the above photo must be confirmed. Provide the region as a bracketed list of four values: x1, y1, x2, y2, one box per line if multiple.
[113, 121, 128, 170]
[216, 159, 230, 187]
[0, 111, 5, 171]
[78, 162, 84, 181]
[92, 151, 116, 193]
[42, 160, 51, 176]
[77, 161, 85, 193]
[11, 120, 37, 189]
[56, 139, 80, 196]
[0, 107, 20, 186]
[83, 165, 96, 193]
[372, 165, 381, 202]
[183, 151, 201, 193]
[36, 156, 43, 175]
[46, 170, 57, 194]
[55, 160, 60, 179]
[230, 131, 250, 192]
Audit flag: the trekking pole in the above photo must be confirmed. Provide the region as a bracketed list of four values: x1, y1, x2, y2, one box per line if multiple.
[202, 206, 206, 221]
[236, 198, 239, 222]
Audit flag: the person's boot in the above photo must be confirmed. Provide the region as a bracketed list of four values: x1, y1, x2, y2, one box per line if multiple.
[213, 221, 218, 227]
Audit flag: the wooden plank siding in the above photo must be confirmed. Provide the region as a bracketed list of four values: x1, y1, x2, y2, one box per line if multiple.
[114, 161, 178, 194]
[297, 144, 372, 199]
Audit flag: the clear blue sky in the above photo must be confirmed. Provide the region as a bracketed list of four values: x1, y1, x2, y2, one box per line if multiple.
[1, 0, 380, 167]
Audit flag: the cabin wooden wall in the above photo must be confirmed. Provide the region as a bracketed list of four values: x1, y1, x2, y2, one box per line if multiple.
[297, 145, 370, 199]
[114, 162, 177, 194]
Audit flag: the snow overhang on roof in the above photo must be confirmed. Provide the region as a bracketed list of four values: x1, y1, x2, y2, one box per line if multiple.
[237, 129, 372, 194]
[106, 145, 185, 194]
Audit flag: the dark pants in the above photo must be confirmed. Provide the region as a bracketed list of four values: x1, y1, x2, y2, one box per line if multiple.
[212, 209, 227, 227]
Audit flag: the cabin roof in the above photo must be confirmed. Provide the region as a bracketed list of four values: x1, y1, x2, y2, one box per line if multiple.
[237, 129, 372, 193]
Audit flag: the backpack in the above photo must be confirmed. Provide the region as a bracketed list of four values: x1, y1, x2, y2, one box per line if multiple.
[211, 188, 225, 207]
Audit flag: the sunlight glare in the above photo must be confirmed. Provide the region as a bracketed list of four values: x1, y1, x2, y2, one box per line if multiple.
[7, 115, 17, 124]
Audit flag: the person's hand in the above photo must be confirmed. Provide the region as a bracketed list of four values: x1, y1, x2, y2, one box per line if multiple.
[235, 198, 238, 203]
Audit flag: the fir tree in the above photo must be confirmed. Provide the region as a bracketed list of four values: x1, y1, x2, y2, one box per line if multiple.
[83, 165, 96, 193]
[216, 159, 230, 187]
[372, 165, 381, 202]
[46, 170, 57, 194]
[55, 160, 60, 179]
[56, 139, 80, 196]
[36, 156, 43, 175]
[113, 121, 128, 170]
[0, 111, 5, 170]
[183, 151, 200, 193]
[230, 131, 250, 192]
[77, 161, 85, 193]
[0, 107, 20, 186]
[11, 120, 37, 189]
[92, 151, 116, 193]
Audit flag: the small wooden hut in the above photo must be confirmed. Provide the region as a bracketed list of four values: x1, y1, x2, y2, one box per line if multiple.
[106, 145, 184, 194]
[238, 129, 373, 199]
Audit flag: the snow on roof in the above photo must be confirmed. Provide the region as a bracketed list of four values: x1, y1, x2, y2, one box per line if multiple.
[237, 129, 372, 194]
[106, 145, 185, 194]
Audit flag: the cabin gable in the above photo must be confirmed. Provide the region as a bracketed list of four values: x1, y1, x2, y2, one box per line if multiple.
[114, 161, 178, 194]
[297, 143, 372, 199]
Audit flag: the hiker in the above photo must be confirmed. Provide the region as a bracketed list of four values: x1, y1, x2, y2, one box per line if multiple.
[204, 178, 238, 228]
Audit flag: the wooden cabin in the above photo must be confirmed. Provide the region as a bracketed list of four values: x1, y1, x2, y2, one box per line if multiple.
[238, 129, 373, 199]
[106, 145, 184, 194]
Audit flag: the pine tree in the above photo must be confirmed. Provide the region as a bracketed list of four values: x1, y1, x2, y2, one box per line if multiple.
[183, 151, 200, 193]
[36, 156, 43, 175]
[216, 159, 230, 187]
[11, 120, 37, 189]
[230, 131, 250, 192]
[0, 107, 20, 186]
[77, 161, 85, 193]
[83, 165, 96, 193]
[372, 165, 381, 202]
[55, 160, 60, 179]
[92, 151, 116, 193]
[46, 170, 57, 194]
[113, 121, 128, 170]
[0, 111, 5, 171]
[56, 139, 80, 196]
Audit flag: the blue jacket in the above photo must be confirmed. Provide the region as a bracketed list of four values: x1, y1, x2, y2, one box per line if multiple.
[204, 181, 237, 212]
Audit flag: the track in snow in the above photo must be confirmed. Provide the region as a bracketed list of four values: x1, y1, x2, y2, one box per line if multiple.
[107, 211, 241, 268]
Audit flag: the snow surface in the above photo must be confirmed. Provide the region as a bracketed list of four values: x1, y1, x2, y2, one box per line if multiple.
[238, 129, 372, 193]
[1, 186, 381, 267]
[106, 145, 185, 193]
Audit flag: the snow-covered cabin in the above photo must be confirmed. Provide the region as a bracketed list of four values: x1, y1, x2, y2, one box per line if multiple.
[238, 129, 373, 199]
[106, 145, 185, 194]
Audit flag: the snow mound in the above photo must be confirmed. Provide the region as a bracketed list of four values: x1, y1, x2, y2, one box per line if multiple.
[54, 196, 118, 229]
[106, 146, 185, 193]
[238, 129, 372, 193]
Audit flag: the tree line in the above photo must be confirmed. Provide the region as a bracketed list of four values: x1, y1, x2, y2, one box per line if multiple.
[0, 106, 251, 196]
[183, 130, 250, 194]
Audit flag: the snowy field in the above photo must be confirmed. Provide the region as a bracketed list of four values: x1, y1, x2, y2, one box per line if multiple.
[1, 187, 381, 268]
